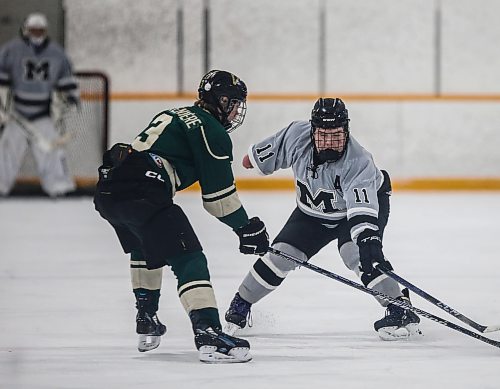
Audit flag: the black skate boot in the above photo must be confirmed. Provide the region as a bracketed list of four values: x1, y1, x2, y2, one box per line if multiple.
[194, 326, 252, 363]
[135, 291, 166, 352]
[224, 292, 252, 335]
[374, 290, 422, 340]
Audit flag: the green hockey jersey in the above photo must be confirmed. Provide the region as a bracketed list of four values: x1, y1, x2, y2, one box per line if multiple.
[131, 105, 248, 230]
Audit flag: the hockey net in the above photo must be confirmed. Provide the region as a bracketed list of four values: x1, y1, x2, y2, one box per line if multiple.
[13, 71, 109, 195]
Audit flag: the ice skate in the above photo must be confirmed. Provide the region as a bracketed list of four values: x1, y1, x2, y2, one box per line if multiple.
[374, 295, 422, 340]
[224, 292, 252, 335]
[136, 311, 167, 352]
[195, 326, 252, 363]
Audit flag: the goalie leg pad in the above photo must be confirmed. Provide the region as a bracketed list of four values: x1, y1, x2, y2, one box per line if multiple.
[31, 117, 76, 196]
[0, 121, 31, 195]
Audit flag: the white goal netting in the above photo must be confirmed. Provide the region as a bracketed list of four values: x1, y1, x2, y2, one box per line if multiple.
[16, 71, 109, 194]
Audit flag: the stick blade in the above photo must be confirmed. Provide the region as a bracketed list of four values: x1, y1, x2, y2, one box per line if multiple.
[483, 324, 500, 333]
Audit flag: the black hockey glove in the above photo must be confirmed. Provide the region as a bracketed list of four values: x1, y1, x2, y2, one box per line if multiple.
[357, 230, 393, 274]
[235, 217, 269, 255]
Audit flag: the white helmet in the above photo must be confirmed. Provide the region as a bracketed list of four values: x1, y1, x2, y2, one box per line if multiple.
[23, 13, 48, 45]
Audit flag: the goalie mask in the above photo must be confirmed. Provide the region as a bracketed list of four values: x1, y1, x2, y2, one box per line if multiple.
[198, 70, 247, 133]
[310, 97, 350, 163]
[23, 13, 49, 46]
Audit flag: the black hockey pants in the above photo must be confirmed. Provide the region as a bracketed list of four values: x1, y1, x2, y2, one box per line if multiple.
[93, 149, 202, 269]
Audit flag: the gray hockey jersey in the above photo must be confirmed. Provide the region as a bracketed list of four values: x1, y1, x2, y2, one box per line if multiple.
[247, 120, 385, 241]
[0, 37, 79, 120]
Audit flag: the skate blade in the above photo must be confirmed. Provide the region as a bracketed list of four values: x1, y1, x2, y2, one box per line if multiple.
[138, 334, 161, 352]
[223, 322, 242, 336]
[377, 323, 423, 341]
[198, 345, 252, 363]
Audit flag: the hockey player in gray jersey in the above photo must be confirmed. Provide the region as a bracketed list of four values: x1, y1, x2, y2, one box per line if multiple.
[0, 13, 79, 197]
[225, 97, 422, 341]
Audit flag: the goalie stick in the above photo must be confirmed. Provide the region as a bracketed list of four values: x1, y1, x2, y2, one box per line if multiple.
[268, 247, 500, 350]
[0, 105, 72, 152]
[378, 267, 500, 334]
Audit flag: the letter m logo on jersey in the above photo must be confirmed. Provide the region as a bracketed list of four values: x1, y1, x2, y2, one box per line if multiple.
[296, 179, 338, 213]
[24, 59, 50, 81]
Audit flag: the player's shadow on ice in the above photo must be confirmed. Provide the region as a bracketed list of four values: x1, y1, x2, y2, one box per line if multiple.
[133, 351, 200, 363]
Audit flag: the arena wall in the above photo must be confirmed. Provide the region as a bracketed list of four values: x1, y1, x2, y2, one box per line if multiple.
[63, 0, 500, 189]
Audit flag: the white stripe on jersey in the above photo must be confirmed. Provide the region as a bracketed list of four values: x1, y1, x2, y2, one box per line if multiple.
[15, 90, 51, 100]
[202, 184, 236, 199]
[200, 126, 229, 160]
[57, 76, 78, 87]
[347, 207, 378, 218]
[202, 190, 242, 218]
[297, 200, 347, 220]
[247, 144, 266, 176]
[351, 225, 378, 241]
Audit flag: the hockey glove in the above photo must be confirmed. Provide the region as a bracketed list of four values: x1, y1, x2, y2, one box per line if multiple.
[235, 217, 269, 255]
[64, 94, 80, 108]
[357, 230, 393, 274]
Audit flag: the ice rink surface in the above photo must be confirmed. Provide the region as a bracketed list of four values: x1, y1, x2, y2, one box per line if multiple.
[1, 191, 499, 388]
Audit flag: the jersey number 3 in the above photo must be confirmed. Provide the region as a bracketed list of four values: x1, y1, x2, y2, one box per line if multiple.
[132, 113, 173, 151]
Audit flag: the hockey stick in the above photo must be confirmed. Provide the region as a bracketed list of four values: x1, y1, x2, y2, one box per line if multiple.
[268, 247, 500, 350]
[0, 106, 71, 152]
[378, 267, 500, 334]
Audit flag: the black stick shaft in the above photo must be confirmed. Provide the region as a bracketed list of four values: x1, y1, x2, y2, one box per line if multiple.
[380, 268, 488, 332]
[268, 247, 500, 350]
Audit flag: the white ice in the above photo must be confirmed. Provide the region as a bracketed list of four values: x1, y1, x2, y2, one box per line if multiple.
[1, 191, 499, 388]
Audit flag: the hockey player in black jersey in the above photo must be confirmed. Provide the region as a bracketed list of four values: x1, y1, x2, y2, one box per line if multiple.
[225, 97, 421, 341]
[94, 70, 269, 363]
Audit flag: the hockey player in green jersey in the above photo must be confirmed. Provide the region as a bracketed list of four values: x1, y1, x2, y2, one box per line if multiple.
[94, 70, 269, 363]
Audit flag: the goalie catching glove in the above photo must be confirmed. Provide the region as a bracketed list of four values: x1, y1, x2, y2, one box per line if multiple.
[357, 229, 393, 274]
[235, 217, 269, 255]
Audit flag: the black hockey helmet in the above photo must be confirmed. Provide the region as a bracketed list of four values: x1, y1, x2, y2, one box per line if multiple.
[311, 97, 349, 131]
[198, 70, 247, 133]
[310, 98, 350, 163]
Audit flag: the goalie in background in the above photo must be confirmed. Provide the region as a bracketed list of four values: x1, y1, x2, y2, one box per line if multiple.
[225, 98, 422, 341]
[0, 13, 79, 197]
[94, 70, 269, 363]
